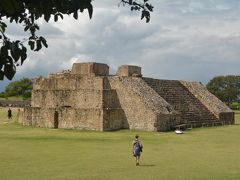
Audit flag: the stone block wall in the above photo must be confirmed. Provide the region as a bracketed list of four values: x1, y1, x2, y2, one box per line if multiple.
[60, 108, 103, 130]
[116, 65, 142, 77]
[23, 107, 33, 126]
[156, 114, 181, 131]
[31, 76, 105, 108]
[108, 76, 179, 131]
[102, 90, 121, 109]
[219, 112, 235, 125]
[103, 109, 128, 130]
[33, 76, 104, 91]
[71, 62, 109, 76]
[24, 107, 103, 130]
[107, 77, 156, 131]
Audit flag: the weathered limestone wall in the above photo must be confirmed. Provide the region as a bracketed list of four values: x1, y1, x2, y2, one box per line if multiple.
[71, 62, 109, 76]
[31, 89, 103, 108]
[23, 107, 55, 128]
[23, 107, 103, 130]
[102, 81, 128, 130]
[33, 76, 104, 91]
[27, 74, 106, 130]
[143, 78, 218, 124]
[108, 76, 180, 131]
[32, 76, 105, 108]
[107, 77, 156, 131]
[33, 74, 77, 90]
[102, 109, 128, 131]
[219, 112, 235, 124]
[23, 107, 33, 126]
[156, 114, 179, 131]
[116, 65, 142, 77]
[59, 108, 103, 130]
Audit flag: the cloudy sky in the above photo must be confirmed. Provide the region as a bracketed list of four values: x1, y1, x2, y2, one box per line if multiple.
[1, 0, 240, 91]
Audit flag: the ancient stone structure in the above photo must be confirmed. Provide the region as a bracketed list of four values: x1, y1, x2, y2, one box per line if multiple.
[21, 62, 234, 131]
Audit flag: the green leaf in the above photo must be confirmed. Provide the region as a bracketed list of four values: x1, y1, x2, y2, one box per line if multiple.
[142, 10, 150, 23]
[39, 36, 48, 48]
[58, 13, 64, 19]
[20, 46, 27, 65]
[4, 61, 16, 80]
[44, 13, 51, 22]
[24, 25, 29, 32]
[34, 39, 42, 51]
[10, 41, 21, 62]
[1, 45, 8, 58]
[73, 11, 78, 20]
[146, 3, 153, 12]
[0, 70, 4, 80]
[35, 24, 39, 30]
[0, 56, 4, 69]
[141, 12, 144, 20]
[54, 14, 58, 22]
[0, 21, 7, 32]
[28, 41, 35, 50]
[87, 4, 93, 19]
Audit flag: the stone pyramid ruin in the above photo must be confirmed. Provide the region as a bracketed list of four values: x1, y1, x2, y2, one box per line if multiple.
[21, 62, 234, 131]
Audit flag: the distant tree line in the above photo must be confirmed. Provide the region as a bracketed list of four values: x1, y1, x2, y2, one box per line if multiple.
[206, 75, 240, 109]
[0, 77, 32, 99]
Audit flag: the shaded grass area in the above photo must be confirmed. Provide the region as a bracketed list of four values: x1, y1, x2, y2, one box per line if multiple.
[0, 108, 240, 180]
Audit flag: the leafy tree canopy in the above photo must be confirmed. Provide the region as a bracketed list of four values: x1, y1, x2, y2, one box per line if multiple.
[0, 0, 153, 80]
[4, 77, 33, 98]
[206, 75, 240, 104]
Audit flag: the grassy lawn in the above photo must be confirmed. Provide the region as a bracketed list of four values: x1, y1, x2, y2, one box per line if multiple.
[0, 108, 240, 180]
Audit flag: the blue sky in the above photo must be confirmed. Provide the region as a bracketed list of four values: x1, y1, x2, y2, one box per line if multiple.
[1, 0, 240, 91]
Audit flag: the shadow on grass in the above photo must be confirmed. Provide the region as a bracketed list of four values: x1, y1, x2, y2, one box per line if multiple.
[140, 164, 156, 167]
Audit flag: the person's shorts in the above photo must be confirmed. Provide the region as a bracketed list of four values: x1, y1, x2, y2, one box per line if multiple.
[133, 151, 141, 157]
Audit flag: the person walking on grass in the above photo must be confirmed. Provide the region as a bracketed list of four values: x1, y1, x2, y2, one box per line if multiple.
[132, 135, 143, 166]
[7, 108, 12, 119]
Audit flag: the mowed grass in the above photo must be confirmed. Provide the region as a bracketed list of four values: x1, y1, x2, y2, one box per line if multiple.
[0, 108, 240, 180]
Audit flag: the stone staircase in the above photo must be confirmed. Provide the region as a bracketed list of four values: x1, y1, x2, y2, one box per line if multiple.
[143, 78, 219, 127]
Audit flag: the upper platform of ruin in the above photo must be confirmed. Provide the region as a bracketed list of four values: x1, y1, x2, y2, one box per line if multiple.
[48, 62, 142, 78]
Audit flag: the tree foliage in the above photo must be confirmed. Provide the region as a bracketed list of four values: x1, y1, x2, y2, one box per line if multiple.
[120, 0, 153, 23]
[4, 77, 33, 98]
[0, 0, 153, 81]
[206, 75, 240, 104]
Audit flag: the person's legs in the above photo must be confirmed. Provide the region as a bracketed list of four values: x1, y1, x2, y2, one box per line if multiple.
[136, 155, 140, 166]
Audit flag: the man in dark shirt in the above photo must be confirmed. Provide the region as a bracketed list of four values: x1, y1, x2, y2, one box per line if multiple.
[8, 108, 12, 119]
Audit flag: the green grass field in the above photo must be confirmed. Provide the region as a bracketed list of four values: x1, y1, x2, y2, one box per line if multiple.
[0, 108, 240, 180]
